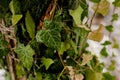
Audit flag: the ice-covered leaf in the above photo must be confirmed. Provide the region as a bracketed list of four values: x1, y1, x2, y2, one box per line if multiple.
[88, 24, 104, 42]
[93, 0, 110, 16]
[12, 14, 22, 26]
[113, 0, 120, 7]
[25, 11, 35, 39]
[14, 43, 35, 71]
[41, 57, 54, 70]
[100, 47, 108, 57]
[69, 5, 83, 25]
[81, 54, 93, 66]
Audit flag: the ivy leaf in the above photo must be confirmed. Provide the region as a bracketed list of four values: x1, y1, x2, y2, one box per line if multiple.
[25, 11, 35, 39]
[105, 25, 114, 32]
[112, 39, 119, 48]
[41, 57, 54, 70]
[12, 14, 22, 26]
[101, 41, 111, 45]
[14, 43, 35, 71]
[69, 5, 83, 25]
[0, 39, 9, 57]
[90, 0, 101, 3]
[113, 0, 120, 7]
[85, 70, 103, 80]
[81, 54, 93, 66]
[92, 0, 110, 16]
[36, 20, 62, 50]
[103, 72, 116, 80]
[58, 41, 70, 55]
[107, 60, 115, 71]
[111, 13, 118, 22]
[88, 24, 104, 42]
[100, 47, 108, 57]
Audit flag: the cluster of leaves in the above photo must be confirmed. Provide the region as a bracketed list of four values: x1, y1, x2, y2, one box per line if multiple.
[0, 0, 119, 80]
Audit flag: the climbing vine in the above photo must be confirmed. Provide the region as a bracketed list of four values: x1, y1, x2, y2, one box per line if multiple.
[0, 0, 119, 80]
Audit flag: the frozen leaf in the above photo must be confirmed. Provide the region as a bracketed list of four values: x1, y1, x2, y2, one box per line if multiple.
[15, 43, 35, 71]
[90, 0, 101, 3]
[101, 41, 111, 45]
[12, 14, 22, 26]
[41, 57, 54, 70]
[59, 41, 70, 55]
[25, 11, 35, 39]
[111, 13, 118, 21]
[93, 0, 110, 16]
[100, 47, 108, 57]
[69, 5, 83, 25]
[113, 0, 120, 7]
[88, 24, 104, 42]
[81, 54, 93, 66]
[105, 25, 114, 32]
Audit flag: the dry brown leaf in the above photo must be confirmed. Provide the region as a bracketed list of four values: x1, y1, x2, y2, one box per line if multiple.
[81, 54, 93, 66]
[88, 24, 104, 42]
[75, 74, 84, 80]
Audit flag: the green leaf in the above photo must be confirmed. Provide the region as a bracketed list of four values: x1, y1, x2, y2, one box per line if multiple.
[100, 47, 108, 57]
[107, 60, 115, 71]
[9, 0, 21, 14]
[14, 43, 35, 71]
[90, 0, 101, 3]
[92, 0, 110, 16]
[9, 0, 15, 15]
[113, 0, 120, 7]
[16, 63, 25, 77]
[105, 25, 114, 32]
[112, 39, 119, 48]
[0, 39, 9, 57]
[111, 13, 118, 22]
[12, 14, 22, 26]
[103, 72, 116, 80]
[58, 41, 70, 55]
[69, 5, 83, 25]
[85, 70, 103, 80]
[25, 11, 35, 39]
[101, 41, 111, 45]
[41, 57, 54, 70]
[36, 20, 62, 50]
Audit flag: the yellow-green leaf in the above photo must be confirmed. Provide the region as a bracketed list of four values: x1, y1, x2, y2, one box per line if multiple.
[12, 15, 22, 26]
[9, 0, 15, 15]
[92, 0, 110, 16]
[25, 11, 35, 39]
[69, 5, 83, 25]
[88, 24, 104, 42]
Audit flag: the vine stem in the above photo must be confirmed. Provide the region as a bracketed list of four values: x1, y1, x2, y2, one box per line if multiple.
[57, 66, 66, 80]
[57, 52, 65, 67]
[89, 3, 100, 28]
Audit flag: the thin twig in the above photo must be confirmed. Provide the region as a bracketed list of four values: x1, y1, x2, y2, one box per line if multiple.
[89, 3, 100, 28]
[58, 66, 66, 80]
[58, 52, 65, 67]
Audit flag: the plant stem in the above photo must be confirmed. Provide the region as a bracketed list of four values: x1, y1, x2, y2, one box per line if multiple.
[57, 66, 66, 80]
[89, 3, 100, 28]
[58, 52, 65, 67]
